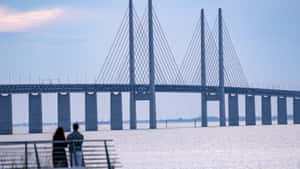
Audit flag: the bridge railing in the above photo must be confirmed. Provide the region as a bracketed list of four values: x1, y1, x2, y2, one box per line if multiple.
[0, 139, 121, 169]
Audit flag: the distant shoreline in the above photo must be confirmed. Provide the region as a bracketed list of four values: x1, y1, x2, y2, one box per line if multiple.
[13, 115, 294, 127]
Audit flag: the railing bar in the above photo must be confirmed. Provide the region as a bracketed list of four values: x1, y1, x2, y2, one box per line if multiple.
[85, 162, 122, 165]
[84, 157, 120, 161]
[85, 162, 115, 165]
[0, 147, 31, 150]
[104, 140, 112, 169]
[34, 143, 41, 169]
[0, 139, 120, 169]
[83, 153, 118, 156]
[81, 150, 116, 153]
[0, 162, 39, 165]
[0, 167, 55, 169]
[25, 143, 28, 169]
[0, 139, 113, 145]
[83, 145, 115, 148]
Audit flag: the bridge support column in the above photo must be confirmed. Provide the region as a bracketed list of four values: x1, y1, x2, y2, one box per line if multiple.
[130, 93, 136, 129]
[293, 97, 300, 124]
[111, 92, 123, 130]
[58, 93, 71, 131]
[0, 94, 12, 134]
[219, 95, 226, 126]
[277, 96, 287, 125]
[150, 96, 157, 129]
[246, 95, 256, 125]
[29, 93, 43, 133]
[201, 93, 207, 127]
[85, 92, 98, 131]
[261, 96, 272, 125]
[228, 94, 239, 126]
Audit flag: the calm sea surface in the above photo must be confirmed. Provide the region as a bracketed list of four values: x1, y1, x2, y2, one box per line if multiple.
[0, 122, 299, 169]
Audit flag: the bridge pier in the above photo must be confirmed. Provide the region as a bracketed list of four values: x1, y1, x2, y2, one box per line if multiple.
[277, 96, 287, 125]
[130, 93, 136, 129]
[110, 92, 123, 130]
[0, 94, 12, 134]
[149, 94, 157, 129]
[201, 93, 208, 127]
[245, 95, 256, 125]
[293, 97, 300, 124]
[85, 92, 98, 131]
[228, 94, 239, 126]
[261, 96, 272, 125]
[29, 93, 43, 133]
[58, 93, 71, 131]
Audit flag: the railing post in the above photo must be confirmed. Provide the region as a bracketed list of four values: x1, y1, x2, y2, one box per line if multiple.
[104, 140, 112, 169]
[25, 143, 28, 169]
[34, 143, 41, 169]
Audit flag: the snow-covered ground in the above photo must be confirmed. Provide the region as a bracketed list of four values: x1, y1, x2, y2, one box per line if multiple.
[1, 122, 300, 169]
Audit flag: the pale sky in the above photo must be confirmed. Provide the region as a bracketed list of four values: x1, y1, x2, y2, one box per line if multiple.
[0, 0, 299, 124]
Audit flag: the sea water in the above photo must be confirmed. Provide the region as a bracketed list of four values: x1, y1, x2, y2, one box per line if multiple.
[0, 122, 299, 169]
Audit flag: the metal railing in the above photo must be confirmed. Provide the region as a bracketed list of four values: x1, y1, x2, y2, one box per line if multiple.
[0, 139, 121, 169]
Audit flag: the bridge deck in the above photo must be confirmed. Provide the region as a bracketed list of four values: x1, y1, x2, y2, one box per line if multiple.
[0, 84, 299, 97]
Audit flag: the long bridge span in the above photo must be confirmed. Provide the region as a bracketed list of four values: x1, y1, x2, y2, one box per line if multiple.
[1, 0, 300, 134]
[1, 84, 300, 97]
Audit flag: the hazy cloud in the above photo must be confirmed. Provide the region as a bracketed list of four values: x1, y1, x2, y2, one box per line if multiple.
[0, 6, 64, 32]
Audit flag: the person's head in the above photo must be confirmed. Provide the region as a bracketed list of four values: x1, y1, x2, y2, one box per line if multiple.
[54, 126, 65, 138]
[73, 123, 79, 131]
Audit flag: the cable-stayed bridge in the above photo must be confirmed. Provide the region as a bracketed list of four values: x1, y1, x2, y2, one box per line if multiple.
[0, 0, 300, 134]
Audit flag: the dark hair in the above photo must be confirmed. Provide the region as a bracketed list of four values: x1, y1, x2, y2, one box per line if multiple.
[73, 123, 79, 131]
[53, 126, 65, 139]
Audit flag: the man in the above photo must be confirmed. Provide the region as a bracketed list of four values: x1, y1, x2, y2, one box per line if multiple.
[67, 123, 84, 167]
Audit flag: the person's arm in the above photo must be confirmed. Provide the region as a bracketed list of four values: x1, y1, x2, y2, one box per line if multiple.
[63, 137, 68, 147]
[66, 134, 71, 148]
[67, 134, 71, 143]
[80, 134, 84, 146]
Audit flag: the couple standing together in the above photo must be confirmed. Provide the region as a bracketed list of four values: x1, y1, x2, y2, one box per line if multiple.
[52, 123, 84, 168]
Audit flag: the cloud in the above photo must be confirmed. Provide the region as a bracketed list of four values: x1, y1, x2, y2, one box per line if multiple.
[0, 6, 64, 32]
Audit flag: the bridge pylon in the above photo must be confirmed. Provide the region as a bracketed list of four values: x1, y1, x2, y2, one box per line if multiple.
[218, 8, 226, 127]
[128, 0, 157, 129]
[148, 0, 156, 129]
[200, 8, 226, 127]
[129, 0, 137, 129]
[200, 9, 207, 127]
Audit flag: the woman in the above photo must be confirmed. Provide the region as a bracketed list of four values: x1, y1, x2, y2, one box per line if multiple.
[52, 127, 68, 168]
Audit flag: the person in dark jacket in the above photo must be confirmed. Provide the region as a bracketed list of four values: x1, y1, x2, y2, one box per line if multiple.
[52, 127, 68, 168]
[67, 123, 84, 167]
